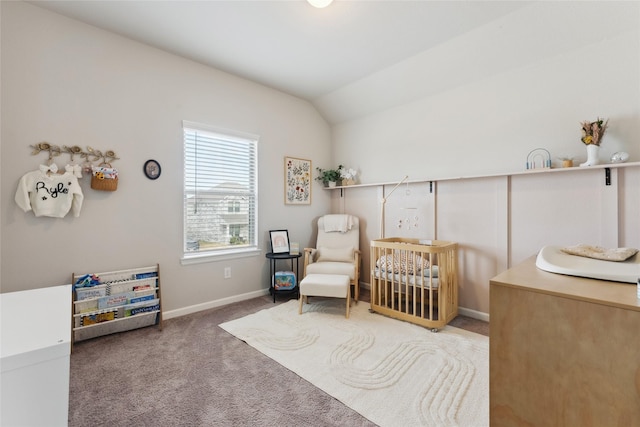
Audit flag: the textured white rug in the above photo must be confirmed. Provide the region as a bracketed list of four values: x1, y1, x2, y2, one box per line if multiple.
[220, 299, 488, 427]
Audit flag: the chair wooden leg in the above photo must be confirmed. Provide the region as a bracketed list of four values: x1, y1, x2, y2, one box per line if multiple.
[299, 295, 303, 314]
[346, 290, 351, 318]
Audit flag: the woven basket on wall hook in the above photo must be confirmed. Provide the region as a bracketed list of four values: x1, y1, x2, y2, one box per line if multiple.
[90, 163, 118, 191]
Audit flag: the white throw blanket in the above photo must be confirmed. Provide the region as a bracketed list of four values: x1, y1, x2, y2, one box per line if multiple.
[560, 244, 638, 262]
[323, 214, 354, 233]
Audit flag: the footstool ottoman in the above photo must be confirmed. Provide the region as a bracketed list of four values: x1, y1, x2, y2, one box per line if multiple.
[298, 274, 351, 318]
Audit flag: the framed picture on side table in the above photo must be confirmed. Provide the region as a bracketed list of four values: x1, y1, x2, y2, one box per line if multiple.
[269, 230, 290, 254]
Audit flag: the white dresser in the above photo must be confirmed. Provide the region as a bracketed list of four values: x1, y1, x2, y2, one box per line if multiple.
[1, 284, 72, 427]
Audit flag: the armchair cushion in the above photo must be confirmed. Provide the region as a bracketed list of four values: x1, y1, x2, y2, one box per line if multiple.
[316, 246, 355, 263]
[305, 261, 356, 280]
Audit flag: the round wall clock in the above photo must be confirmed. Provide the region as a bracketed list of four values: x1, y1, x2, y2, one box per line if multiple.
[144, 159, 161, 180]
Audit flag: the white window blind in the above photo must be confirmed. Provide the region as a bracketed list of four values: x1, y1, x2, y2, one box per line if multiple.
[183, 121, 258, 256]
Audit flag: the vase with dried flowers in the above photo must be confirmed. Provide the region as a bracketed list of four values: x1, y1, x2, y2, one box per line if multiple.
[579, 117, 608, 167]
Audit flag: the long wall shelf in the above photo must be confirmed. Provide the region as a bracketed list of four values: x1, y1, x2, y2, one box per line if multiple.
[326, 161, 640, 190]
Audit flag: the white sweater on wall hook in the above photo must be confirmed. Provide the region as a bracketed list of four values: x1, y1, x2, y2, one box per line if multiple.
[14, 165, 84, 218]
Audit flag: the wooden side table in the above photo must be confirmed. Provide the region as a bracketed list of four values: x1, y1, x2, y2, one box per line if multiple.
[265, 252, 302, 302]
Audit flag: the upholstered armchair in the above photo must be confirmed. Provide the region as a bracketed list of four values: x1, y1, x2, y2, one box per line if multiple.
[303, 214, 361, 301]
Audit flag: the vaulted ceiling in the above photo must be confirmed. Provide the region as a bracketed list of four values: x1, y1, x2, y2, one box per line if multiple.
[29, 0, 530, 123]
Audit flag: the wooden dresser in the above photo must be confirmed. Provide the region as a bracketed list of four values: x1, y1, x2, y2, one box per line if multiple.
[490, 257, 640, 427]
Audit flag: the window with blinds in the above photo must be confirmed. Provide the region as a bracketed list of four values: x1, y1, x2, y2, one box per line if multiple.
[183, 121, 258, 257]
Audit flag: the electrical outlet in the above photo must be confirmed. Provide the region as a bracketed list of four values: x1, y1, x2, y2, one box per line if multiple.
[224, 267, 231, 279]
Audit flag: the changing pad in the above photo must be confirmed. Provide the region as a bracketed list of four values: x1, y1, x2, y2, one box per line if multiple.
[536, 245, 640, 283]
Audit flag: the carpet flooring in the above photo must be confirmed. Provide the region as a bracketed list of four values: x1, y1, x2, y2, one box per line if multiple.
[69, 289, 488, 426]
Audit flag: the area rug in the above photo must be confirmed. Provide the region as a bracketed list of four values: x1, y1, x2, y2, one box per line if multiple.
[219, 299, 488, 427]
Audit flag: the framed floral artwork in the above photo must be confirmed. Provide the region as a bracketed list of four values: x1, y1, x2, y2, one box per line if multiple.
[284, 156, 311, 205]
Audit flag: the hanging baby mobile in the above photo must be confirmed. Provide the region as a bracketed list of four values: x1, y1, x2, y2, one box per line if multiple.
[15, 142, 120, 219]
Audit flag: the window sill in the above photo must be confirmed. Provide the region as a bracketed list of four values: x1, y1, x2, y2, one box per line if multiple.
[181, 247, 262, 266]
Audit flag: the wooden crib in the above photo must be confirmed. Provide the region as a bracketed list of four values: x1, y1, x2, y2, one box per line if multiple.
[370, 238, 458, 331]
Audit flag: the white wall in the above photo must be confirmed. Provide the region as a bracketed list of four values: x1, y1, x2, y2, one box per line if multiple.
[0, 2, 333, 314]
[330, 2, 639, 181]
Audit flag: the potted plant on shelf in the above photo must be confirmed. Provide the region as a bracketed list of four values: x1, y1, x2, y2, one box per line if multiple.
[315, 165, 343, 187]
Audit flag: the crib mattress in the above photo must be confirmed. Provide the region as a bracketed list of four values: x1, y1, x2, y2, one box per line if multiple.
[536, 245, 639, 284]
[373, 269, 439, 288]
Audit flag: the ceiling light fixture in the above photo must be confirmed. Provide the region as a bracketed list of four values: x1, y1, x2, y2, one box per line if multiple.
[307, 0, 333, 8]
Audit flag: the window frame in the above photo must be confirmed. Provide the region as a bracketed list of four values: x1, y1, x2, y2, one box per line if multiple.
[181, 120, 260, 265]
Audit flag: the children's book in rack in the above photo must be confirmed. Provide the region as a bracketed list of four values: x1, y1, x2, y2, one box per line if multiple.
[71, 264, 162, 348]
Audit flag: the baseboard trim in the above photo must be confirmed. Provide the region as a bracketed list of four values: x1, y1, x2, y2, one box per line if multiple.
[458, 306, 490, 322]
[163, 285, 489, 323]
[163, 289, 270, 320]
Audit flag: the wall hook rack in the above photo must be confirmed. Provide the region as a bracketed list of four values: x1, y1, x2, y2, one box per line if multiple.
[30, 142, 120, 165]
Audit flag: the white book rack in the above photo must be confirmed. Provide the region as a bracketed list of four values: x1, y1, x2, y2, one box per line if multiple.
[71, 264, 163, 347]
